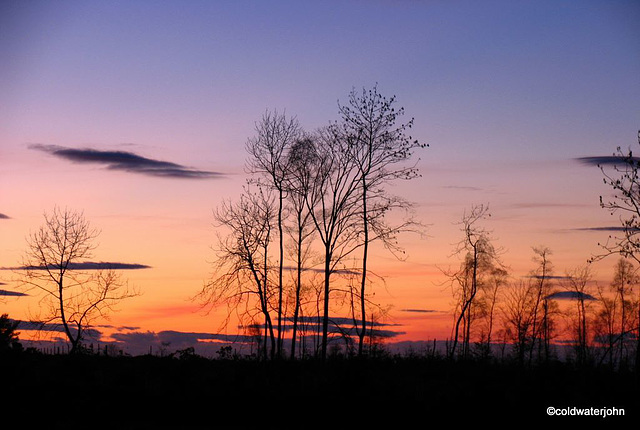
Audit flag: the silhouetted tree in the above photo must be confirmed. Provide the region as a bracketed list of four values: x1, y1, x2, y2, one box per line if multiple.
[592, 130, 640, 369]
[305, 126, 362, 361]
[561, 265, 596, 365]
[595, 258, 639, 368]
[197, 187, 277, 360]
[475, 266, 507, 358]
[18, 207, 136, 353]
[0, 314, 21, 352]
[246, 110, 302, 357]
[501, 280, 536, 364]
[284, 137, 318, 359]
[527, 246, 554, 363]
[446, 204, 502, 359]
[337, 84, 426, 357]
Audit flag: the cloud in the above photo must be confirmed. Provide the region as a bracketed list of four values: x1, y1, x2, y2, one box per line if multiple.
[111, 330, 256, 347]
[575, 155, 639, 167]
[572, 226, 630, 232]
[0, 213, 9, 219]
[400, 309, 439, 313]
[526, 275, 573, 280]
[12, 319, 102, 339]
[246, 316, 405, 339]
[282, 266, 360, 276]
[510, 202, 591, 210]
[546, 291, 597, 301]
[30, 144, 224, 180]
[7, 261, 151, 271]
[441, 185, 483, 192]
[117, 325, 141, 331]
[0, 289, 28, 297]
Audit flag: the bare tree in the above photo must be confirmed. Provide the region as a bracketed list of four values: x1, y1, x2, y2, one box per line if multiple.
[445, 204, 502, 359]
[595, 258, 639, 367]
[305, 126, 363, 361]
[246, 109, 302, 357]
[337, 84, 426, 357]
[594, 131, 640, 263]
[501, 280, 536, 364]
[527, 246, 554, 363]
[284, 137, 318, 359]
[561, 265, 597, 365]
[18, 207, 137, 353]
[196, 187, 277, 360]
[476, 266, 507, 358]
[591, 130, 640, 369]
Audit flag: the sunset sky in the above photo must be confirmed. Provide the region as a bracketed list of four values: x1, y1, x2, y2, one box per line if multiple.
[1, 0, 639, 355]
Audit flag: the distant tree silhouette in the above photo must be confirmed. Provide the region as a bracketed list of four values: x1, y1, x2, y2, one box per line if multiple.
[17, 207, 137, 353]
[561, 265, 596, 365]
[594, 258, 639, 368]
[475, 265, 507, 358]
[445, 204, 503, 359]
[501, 280, 536, 364]
[0, 313, 21, 352]
[527, 247, 554, 363]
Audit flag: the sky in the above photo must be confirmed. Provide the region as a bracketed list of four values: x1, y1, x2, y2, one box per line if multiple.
[1, 0, 639, 355]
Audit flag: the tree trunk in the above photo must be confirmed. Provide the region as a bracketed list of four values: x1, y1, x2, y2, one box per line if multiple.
[358, 180, 369, 357]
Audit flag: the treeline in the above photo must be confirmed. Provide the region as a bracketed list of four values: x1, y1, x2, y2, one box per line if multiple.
[441, 204, 640, 370]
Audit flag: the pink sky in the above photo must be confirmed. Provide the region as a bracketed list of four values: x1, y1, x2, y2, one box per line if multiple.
[1, 0, 638, 354]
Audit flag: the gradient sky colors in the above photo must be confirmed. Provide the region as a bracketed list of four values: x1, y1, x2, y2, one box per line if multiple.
[1, 0, 639, 354]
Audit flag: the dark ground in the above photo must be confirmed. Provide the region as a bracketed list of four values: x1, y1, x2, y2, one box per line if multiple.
[3, 351, 638, 428]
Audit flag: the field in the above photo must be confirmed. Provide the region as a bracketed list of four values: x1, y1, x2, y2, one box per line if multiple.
[4, 350, 638, 428]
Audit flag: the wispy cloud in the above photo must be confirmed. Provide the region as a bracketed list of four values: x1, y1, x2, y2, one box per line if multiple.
[575, 155, 638, 167]
[247, 316, 405, 339]
[572, 226, 630, 232]
[441, 185, 483, 192]
[0, 213, 10, 220]
[526, 275, 573, 280]
[111, 330, 256, 346]
[5, 261, 151, 271]
[0, 289, 28, 297]
[546, 291, 597, 301]
[29, 144, 224, 180]
[12, 319, 102, 338]
[400, 309, 439, 313]
[510, 202, 591, 210]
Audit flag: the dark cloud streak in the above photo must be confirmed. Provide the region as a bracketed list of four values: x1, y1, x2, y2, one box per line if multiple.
[0, 289, 28, 297]
[546, 291, 597, 301]
[5, 261, 151, 271]
[30, 144, 223, 180]
[573, 226, 630, 232]
[575, 155, 639, 167]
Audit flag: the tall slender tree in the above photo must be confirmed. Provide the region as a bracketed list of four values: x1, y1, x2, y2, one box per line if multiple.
[446, 204, 502, 359]
[305, 126, 362, 361]
[337, 84, 426, 356]
[246, 110, 302, 357]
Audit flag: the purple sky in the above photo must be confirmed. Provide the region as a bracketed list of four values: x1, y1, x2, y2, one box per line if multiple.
[1, 0, 639, 353]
